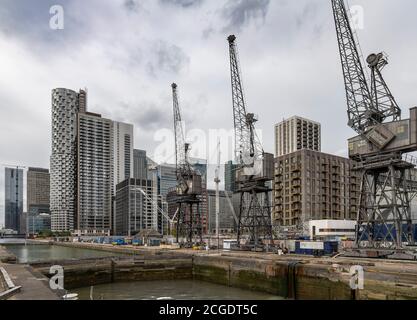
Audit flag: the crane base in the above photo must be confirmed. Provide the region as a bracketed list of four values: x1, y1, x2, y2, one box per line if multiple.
[342, 248, 417, 261]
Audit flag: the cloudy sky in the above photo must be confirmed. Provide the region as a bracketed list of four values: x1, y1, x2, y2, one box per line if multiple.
[1, 0, 417, 227]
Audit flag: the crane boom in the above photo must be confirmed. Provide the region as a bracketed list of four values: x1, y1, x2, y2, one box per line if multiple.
[331, 0, 378, 134]
[227, 35, 263, 168]
[172, 83, 187, 175]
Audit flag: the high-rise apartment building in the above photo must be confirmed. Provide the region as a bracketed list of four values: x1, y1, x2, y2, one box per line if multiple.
[273, 149, 359, 232]
[4, 168, 23, 232]
[113, 121, 134, 190]
[134, 149, 148, 180]
[27, 168, 50, 215]
[76, 112, 113, 236]
[50, 88, 86, 232]
[115, 179, 165, 236]
[275, 116, 321, 157]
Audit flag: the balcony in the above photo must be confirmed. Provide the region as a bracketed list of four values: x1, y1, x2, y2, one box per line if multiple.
[292, 180, 301, 187]
[292, 187, 301, 195]
[292, 195, 302, 203]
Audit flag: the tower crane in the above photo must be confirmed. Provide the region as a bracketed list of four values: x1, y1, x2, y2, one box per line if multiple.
[171, 83, 203, 245]
[332, 0, 416, 253]
[227, 35, 274, 249]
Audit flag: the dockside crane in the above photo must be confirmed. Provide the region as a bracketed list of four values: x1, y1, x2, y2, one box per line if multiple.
[171, 83, 203, 245]
[227, 35, 274, 249]
[332, 0, 416, 253]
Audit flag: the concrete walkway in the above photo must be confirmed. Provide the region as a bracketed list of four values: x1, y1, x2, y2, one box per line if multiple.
[2, 264, 60, 300]
[1, 246, 60, 300]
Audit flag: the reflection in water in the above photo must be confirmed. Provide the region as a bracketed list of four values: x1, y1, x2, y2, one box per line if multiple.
[4, 244, 125, 263]
[75, 280, 284, 301]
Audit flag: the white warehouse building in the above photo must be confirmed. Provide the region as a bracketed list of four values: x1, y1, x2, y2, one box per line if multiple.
[309, 220, 356, 241]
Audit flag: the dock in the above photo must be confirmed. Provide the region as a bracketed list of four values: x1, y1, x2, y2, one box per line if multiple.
[2, 242, 417, 300]
[0, 246, 59, 300]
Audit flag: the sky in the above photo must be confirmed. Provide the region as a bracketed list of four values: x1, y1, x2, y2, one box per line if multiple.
[1, 0, 417, 227]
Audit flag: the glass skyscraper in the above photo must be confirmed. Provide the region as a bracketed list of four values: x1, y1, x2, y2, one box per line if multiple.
[4, 167, 23, 232]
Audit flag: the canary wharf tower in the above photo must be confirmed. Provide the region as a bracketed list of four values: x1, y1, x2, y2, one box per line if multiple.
[50, 88, 87, 232]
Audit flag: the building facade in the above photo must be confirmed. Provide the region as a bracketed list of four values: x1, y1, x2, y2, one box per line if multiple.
[207, 190, 236, 234]
[224, 160, 238, 193]
[113, 121, 134, 190]
[50, 88, 86, 232]
[275, 116, 321, 157]
[157, 164, 177, 198]
[191, 158, 209, 235]
[76, 112, 113, 236]
[27, 213, 52, 235]
[27, 168, 50, 216]
[273, 149, 360, 233]
[133, 149, 148, 180]
[4, 168, 23, 232]
[115, 179, 165, 236]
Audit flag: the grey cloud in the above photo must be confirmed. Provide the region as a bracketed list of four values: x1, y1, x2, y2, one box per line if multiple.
[123, 0, 142, 12]
[126, 102, 172, 130]
[221, 0, 270, 32]
[202, 26, 215, 39]
[147, 41, 190, 77]
[296, 3, 318, 29]
[159, 0, 204, 8]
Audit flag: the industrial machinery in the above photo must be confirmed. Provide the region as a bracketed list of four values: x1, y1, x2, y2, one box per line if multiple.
[332, 0, 417, 253]
[171, 83, 203, 245]
[227, 35, 274, 249]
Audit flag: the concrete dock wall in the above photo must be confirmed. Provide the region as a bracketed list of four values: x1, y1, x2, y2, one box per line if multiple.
[31, 255, 193, 290]
[3, 242, 417, 300]
[0, 246, 17, 264]
[193, 254, 417, 300]
[193, 255, 352, 299]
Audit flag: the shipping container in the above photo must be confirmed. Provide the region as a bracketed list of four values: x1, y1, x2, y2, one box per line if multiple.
[295, 241, 338, 256]
[147, 239, 161, 247]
